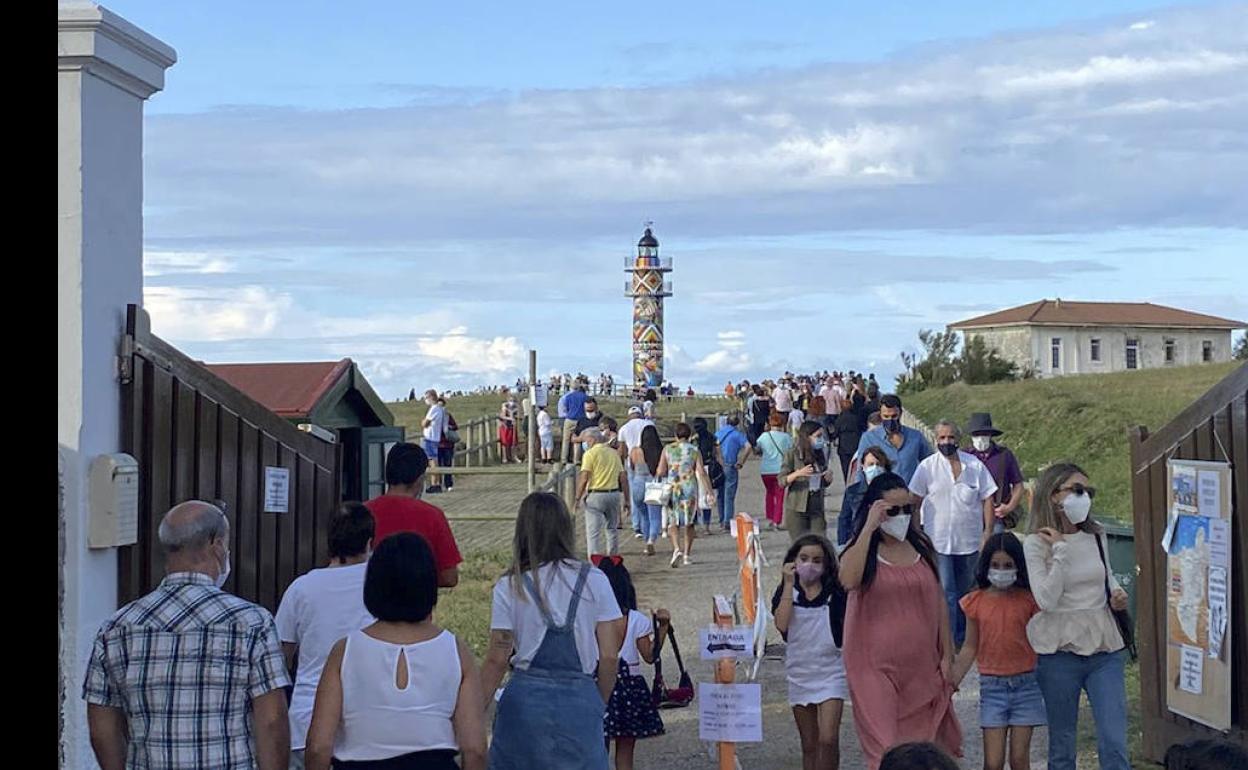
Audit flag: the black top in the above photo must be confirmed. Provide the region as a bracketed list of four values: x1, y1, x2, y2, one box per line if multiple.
[575, 413, 603, 434]
[770, 582, 847, 648]
[832, 411, 862, 455]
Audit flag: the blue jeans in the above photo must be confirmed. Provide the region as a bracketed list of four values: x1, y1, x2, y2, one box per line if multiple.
[717, 465, 739, 525]
[629, 475, 662, 543]
[936, 552, 978, 647]
[1036, 650, 1129, 770]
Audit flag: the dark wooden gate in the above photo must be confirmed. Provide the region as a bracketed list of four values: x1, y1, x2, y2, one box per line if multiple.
[118, 305, 342, 613]
[1130, 362, 1248, 758]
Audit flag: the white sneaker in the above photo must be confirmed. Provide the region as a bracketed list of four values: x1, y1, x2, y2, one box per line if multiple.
[682, 554, 692, 566]
[633, 532, 644, 540]
[670, 550, 682, 568]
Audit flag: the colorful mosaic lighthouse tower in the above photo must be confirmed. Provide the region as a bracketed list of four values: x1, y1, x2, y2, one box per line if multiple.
[625, 225, 672, 389]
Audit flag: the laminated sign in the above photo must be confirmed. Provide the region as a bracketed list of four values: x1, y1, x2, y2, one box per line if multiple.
[698, 683, 762, 743]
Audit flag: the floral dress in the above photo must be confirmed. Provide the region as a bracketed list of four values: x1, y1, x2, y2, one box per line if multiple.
[663, 441, 699, 527]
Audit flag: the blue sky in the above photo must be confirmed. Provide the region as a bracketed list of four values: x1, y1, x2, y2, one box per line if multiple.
[110, 1, 1248, 397]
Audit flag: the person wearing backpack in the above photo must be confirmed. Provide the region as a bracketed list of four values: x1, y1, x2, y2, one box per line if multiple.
[773, 534, 848, 770]
[691, 417, 725, 536]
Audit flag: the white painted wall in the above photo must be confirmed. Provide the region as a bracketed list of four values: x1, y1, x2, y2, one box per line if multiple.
[58, 4, 174, 767]
[966, 324, 1237, 379]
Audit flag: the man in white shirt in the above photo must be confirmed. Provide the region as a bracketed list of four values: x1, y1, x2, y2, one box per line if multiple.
[275, 504, 376, 770]
[421, 389, 448, 493]
[908, 419, 997, 647]
[771, 380, 794, 423]
[616, 405, 655, 538]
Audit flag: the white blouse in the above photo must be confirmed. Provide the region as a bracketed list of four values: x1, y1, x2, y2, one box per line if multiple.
[1023, 531, 1124, 656]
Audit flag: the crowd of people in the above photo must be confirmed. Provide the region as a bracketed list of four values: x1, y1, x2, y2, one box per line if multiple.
[81, 371, 1247, 770]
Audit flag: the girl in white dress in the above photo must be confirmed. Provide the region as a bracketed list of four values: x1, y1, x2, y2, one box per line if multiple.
[772, 533, 848, 770]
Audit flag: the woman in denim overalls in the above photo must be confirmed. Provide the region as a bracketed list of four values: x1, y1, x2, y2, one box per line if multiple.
[482, 493, 625, 770]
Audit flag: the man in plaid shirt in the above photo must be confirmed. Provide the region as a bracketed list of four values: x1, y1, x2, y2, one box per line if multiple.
[83, 501, 291, 769]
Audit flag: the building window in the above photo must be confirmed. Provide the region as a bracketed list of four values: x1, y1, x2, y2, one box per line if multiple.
[1203, 340, 1213, 362]
[1165, 339, 1176, 364]
[1126, 338, 1139, 370]
[1090, 338, 1101, 362]
[1051, 338, 1062, 370]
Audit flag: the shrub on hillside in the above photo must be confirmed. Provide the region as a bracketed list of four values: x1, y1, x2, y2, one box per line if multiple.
[897, 331, 1018, 395]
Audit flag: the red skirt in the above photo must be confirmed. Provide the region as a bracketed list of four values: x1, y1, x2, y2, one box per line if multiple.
[498, 424, 517, 446]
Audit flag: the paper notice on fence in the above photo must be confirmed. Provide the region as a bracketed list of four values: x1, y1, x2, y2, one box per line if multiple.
[698, 683, 762, 743]
[1208, 518, 1230, 571]
[1161, 512, 1179, 553]
[1180, 645, 1204, 695]
[1197, 470, 1221, 516]
[264, 467, 290, 513]
[1207, 566, 1229, 659]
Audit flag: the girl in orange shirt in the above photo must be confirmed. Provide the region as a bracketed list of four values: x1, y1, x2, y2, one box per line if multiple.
[949, 532, 1045, 770]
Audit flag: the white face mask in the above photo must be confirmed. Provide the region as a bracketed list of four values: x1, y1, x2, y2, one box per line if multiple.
[215, 548, 231, 589]
[1062, 492, 1092, 524]
[971, 436, 992, 452]
[879, 514, 911, 540]
[987, 568, 1017, 589]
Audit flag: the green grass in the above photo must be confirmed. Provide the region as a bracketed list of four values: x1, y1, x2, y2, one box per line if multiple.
[903, 362, 1241, 523]
[389, 393, 735, 438]
[436, 548, 511, 658]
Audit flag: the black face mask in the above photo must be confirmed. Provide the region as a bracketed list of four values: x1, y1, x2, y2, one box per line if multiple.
[937, 442, 958, 457]
[882, 417, 901, 434]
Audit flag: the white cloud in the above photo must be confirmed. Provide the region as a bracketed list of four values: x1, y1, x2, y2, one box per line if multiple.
[415, 329, 526, 374]
[144, 251, 234, 276]
[144, 285, 291, 341]
[692, 348, 753, 373]
[1129, 20, 1156, 31]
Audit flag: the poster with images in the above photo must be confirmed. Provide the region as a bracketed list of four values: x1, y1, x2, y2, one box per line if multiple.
[1165, 459, 1233, 731]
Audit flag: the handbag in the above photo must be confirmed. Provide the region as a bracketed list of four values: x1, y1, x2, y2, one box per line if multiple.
[650, 621, 694, 708]
[443, 414, 460, 445]
[644, 481, 671, 506]
[1093, 534, 1138, 661]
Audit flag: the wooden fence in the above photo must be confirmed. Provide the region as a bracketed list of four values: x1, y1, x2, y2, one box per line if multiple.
[1130, 362, 1247, 758]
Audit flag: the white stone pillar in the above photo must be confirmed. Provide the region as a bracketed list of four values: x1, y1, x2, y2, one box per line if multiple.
[58, 4, 174, 767]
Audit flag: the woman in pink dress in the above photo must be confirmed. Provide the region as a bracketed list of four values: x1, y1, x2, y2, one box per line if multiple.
[839, 471, 961, 769]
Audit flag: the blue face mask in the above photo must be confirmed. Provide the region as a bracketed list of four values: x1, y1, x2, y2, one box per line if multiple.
[811, 437, 826, 451]
[863, 464, 885, 482]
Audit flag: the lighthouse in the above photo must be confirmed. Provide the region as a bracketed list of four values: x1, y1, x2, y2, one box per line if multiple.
[625, 225, 672, 390]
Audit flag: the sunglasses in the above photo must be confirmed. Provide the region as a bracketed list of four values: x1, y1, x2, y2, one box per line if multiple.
[1058, 483, 1096, 499]
[885, 504, 914, 517]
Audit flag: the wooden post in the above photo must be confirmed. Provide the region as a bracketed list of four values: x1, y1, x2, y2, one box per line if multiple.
[712, 595, 736, 770]
[527, 349, 537, 493]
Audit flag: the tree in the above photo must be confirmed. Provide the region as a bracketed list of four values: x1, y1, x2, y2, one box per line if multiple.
[896, 329, 959, 395]
[959, 334, 1018, 384]
[896, 330, 1019, 394]
[1235, 334, 1248, 361]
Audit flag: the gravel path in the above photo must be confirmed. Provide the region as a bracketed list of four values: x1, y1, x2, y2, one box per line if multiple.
[616, 464, 1052, 770]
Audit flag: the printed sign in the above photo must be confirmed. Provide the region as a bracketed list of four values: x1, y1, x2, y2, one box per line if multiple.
[699, 626, 755, 660]
[698, 683, 762, 743]
[264, 466, 290, 513]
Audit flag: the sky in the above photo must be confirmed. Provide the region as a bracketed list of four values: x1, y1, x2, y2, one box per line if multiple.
[108, 1, 1248, 398]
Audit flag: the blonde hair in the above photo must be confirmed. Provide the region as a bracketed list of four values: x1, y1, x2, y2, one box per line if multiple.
[1030, 462, 1102, 534]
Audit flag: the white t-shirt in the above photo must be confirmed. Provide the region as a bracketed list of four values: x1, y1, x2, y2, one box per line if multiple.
[422, 403, 446, 442]
[819, 385, 843, 414]
[617, 417, 655, 452]
[788, 408, 805, 431]
[773, 386, 794, 412]
[642, 400, 656, 419]
[274, 563, 374, 749]
[537, 410, 553, 437]
[619, 609, 654, 675]
[490, 560, 622, 675]
[909, 450, 998, 556]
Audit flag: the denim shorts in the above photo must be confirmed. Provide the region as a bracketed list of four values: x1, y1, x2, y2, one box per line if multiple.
[980, 671, 1047, 728]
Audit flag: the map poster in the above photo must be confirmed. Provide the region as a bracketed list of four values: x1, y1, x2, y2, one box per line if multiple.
[1165, 459, 1233, 731]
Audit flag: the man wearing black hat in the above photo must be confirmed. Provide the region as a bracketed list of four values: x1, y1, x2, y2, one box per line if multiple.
[966, 412, 1025, 532]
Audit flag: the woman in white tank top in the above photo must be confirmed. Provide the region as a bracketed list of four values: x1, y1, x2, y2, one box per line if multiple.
[305, 533, 486, 770]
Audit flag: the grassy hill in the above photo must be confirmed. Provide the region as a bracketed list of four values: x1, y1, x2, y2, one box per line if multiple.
[904, 361, 1242, 524]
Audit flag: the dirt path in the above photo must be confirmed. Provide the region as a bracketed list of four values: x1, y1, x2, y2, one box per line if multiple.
[619, 464, 1050, 770]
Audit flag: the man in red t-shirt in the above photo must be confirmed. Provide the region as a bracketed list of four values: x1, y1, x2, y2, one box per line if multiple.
[364, 442, 462, 587]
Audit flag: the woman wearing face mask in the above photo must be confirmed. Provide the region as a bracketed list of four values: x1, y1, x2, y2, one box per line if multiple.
[839, 472, 961, 770]
[772, 534, 847, 770]
[836, 447, 892, 548]
[1024, 463, 1130, 770]
[781, 421, 837, 542]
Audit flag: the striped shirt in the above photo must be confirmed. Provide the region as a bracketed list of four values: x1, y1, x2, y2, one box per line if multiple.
[82, 572, 291, 769]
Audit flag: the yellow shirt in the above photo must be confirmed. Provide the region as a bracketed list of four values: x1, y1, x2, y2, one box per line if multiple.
[581, 443, 624, 491]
